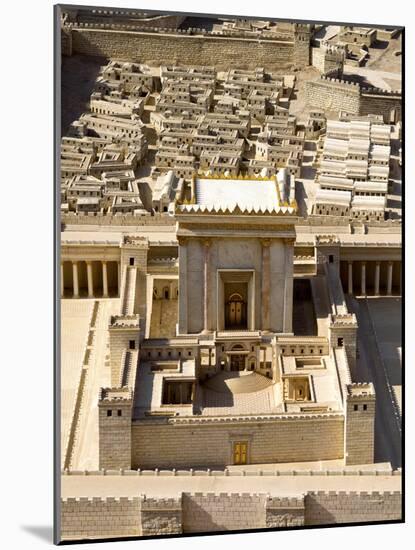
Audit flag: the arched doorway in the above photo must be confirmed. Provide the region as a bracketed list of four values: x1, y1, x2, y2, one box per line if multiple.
[225, 293, 247, 329]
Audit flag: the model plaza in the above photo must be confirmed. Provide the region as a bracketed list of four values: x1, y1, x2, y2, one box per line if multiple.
[59, 9, 402, 540]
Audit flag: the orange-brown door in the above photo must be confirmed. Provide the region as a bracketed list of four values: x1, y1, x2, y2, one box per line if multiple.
[233, 441, 248, 465]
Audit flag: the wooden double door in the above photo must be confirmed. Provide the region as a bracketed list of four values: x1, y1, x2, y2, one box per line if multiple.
[233, 441, 248, 465]
[225, 294, 247, 329]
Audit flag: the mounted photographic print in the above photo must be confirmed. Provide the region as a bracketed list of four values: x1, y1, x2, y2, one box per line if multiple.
[54, 3, 403, 543]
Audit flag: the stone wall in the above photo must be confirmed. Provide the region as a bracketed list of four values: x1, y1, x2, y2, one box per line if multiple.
[304, 491, 402, 525]
[180, 237, 292, 334]
[182, 492, 267, 532]
[131, 415, 344, 469]
[265, 496, 305, 527]
[69, 28, 296, 69]
[360, 90, 402, 122]
[140, 496, 182, 536]
[61, 496, 141, 540]
[306, 77, 360, 114]
[62, 213, 175, 227]
[306, 76, 402, 121]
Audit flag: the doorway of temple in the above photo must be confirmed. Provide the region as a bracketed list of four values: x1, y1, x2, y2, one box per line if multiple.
[233, 441, 248, 465]
[225, 292, 247, 329]
[230, 354, 246, 371]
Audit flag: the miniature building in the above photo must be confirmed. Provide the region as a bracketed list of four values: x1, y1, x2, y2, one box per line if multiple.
[59, 15, 402, 539]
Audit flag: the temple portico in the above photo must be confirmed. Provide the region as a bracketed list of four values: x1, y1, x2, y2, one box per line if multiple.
[61, 259, 121, 298]
[340, 258, 401, 297]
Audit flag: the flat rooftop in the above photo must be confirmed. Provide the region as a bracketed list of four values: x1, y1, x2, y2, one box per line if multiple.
[195, 177, 280, 211]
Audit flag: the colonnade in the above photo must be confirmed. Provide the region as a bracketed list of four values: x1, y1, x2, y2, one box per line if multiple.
[344, 260, 401, 296]
[61, 260, 121, 298]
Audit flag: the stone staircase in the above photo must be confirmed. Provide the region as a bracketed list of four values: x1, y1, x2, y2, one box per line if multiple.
[310, 275, 331, 336]
[203, 372, 273, 394]
[120, 349, 139, 388]
[120, 266, 137, 315]
[326, 263, 348, 315]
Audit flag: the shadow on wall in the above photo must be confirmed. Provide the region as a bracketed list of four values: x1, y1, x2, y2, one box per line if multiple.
[61, 54, 105, 135]
[304, 496, 336, 525]
[182, 496, 226, 533]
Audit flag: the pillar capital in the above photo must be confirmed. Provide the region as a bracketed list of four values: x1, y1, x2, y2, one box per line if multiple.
[283, 237, 295, 246]
[177, 236, 188, 246]
[261, 238, 271, 248]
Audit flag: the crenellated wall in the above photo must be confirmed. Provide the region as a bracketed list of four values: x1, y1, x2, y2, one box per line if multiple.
[63, 26, 309, 70]
[60, 488, 401, 540]
[306, 77, 360, 114]
[304, 490, 401, 525]
[306, 75, 402, 122]
[131, 414, 344, 469]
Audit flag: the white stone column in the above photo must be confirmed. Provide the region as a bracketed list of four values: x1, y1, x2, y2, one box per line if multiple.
[202, 239, 211, 333]
[178, 237, 188, 334]
[61, 263, 64, 298]
[348, 261, 353, 295]
[102, 261, 108, 298]
[117, 262, 121, 296]
[72, 261, 79, 298]
[374, 261, 380, 296]
[361, 262, 366, 296]
[387, 261, 393, 296]
[86, 261, 94, 298]
[169, 281, 174, 301]
[261, 239, 271, 332]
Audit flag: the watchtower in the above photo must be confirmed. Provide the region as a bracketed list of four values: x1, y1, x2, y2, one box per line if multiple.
[98, 387, 133, 470]
[344, 383, 376, 465]
[293, 24, 311, 68]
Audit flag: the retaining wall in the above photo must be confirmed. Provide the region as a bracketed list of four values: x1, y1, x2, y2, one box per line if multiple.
[306, 76, 402, 121]
[68, 28, 297, 69]
[131, 414, 344, 469]
[60, 489, 401, 540]
[305, 490, 402, 524]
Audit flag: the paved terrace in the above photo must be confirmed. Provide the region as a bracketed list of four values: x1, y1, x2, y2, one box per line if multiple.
[61, 297, 120, 469]
[346, 296, 402, 469]
[61, 300, 94, 453]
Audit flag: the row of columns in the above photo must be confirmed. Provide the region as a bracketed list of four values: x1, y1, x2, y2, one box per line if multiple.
[61, 260, 120, 298]
[347, 260, 396, 296]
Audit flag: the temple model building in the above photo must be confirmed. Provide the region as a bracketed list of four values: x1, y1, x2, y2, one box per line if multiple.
[59, 9, 402, 540]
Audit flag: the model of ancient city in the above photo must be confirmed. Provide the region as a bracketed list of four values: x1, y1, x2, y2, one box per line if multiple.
[59, 7, 402, 541]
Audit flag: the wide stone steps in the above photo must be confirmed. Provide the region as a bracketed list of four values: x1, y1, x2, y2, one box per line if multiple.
[203, 371, 273, 394]
[120, 267, 137, 315]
